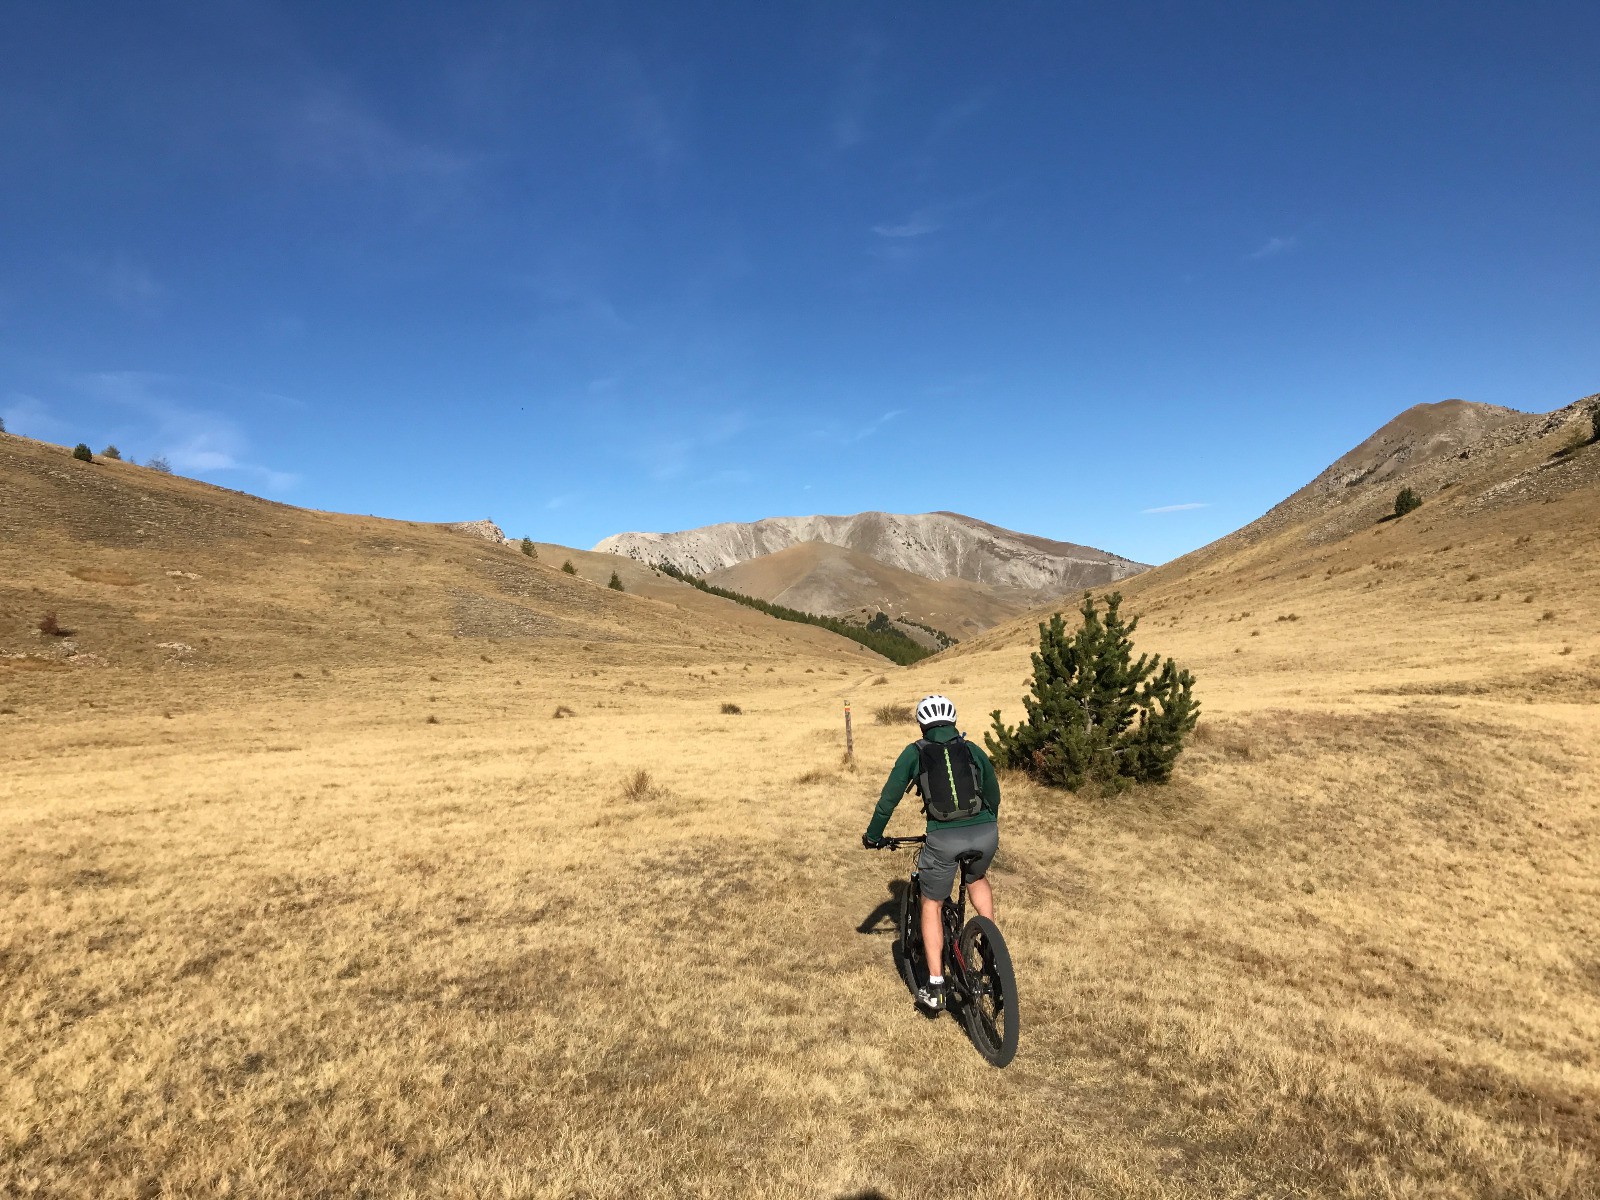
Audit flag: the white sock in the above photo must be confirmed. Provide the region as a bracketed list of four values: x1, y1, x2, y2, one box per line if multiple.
[927, 975, 944, 986]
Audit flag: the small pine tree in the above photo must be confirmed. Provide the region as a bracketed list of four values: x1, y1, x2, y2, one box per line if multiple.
[987, 592, 1198, 793]
[561, 560, 577, 575]
[0, 415, 7, 433]
[608, 571, 624, 591]
[1393, 486, 1422, 517]
[101, 445, 121, 460]
[72, 443, 93, 462]
[146, 455, 172, 473]
[520, 537, 537, 558]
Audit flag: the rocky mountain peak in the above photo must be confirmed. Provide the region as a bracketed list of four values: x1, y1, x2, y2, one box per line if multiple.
[595, 510, 1145, 604]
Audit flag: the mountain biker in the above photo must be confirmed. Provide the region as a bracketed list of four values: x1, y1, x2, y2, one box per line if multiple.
[862, 694, 1000, 1012]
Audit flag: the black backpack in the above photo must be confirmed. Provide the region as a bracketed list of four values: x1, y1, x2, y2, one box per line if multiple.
[913, 732, 985, 822]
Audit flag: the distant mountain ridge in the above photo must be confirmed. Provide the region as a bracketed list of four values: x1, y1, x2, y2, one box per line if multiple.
[705, 541, 1021, 640]
[594, 511, 1147, 630]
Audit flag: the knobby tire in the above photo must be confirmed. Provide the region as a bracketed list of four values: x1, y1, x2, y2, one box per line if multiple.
[957, 915, 1019, 1068]
[896, 876, 922, 996]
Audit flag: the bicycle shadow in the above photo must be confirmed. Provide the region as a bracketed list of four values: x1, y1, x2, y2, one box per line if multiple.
[856, 878, 906, 936]
[857, 879, 922, 1004]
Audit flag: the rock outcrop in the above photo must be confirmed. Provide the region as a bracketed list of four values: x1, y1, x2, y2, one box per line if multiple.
[446, 520, 506, 545]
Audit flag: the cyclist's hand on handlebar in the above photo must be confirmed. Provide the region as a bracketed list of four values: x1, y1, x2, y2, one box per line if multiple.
[861, 833, 887, 850]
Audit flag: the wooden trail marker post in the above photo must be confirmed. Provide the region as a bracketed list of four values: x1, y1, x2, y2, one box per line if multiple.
[844, 699, 854, 763]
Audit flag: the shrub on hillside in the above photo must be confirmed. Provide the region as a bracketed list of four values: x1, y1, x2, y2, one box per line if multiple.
[38, 612, 73, 638]
[1394, 487, 1422, 518]
[0, 415, 6, 433]
[552, 704, 576, 718]
[561, 560, 577, 575]
[72, 443, 93, 462]
[520, 537, 537, 558]
[101, 445, 121, 460]
[720, 702, 742, 714]
[1591, 402, 1600, 445]
[608, 572, 624, 591]
[987, 592, 1199, 793]
[146, 455, 172, 473]
[874, 703, 914, 725]
[621, 769, 667, 803]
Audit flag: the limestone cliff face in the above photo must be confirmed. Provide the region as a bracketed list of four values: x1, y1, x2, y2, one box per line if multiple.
[595, 511, 1146, 603]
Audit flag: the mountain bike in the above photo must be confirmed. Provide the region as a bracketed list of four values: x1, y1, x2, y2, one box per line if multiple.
[871, 834, 1020, 1068]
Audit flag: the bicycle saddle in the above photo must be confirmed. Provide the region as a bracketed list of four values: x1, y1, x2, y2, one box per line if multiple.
[954, 850, 985, 866]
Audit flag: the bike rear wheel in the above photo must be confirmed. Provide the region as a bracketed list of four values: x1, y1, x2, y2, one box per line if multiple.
[957, 916, 1019, 1067]
[896, 875, 922, 994]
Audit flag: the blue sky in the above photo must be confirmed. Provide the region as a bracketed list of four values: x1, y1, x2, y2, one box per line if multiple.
[3, 2, 1596, 565]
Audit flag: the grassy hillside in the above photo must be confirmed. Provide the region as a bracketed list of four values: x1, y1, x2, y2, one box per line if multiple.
[707, 539, 1024, 637]
[0, 433, 878, 691]
[2, 413, 1597, 1198]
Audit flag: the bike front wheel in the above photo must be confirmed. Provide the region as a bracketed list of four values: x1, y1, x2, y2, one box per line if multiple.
[957, 916, 1019, 1067]
[896, 876, 922, 995]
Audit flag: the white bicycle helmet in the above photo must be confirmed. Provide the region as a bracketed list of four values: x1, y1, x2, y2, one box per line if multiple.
[915, 694, 957, 728]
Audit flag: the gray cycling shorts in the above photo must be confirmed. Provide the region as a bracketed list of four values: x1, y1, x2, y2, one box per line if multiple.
[916, 823, 999, 902]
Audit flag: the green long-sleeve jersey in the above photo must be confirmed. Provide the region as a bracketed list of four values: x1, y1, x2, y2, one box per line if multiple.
[865, 724, 1000, 840]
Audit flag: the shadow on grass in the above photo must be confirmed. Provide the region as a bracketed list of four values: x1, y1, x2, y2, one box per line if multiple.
[858, 878, 933, 1012]
[856, 877, 907, 936]
[837, 1192, 892, 1200]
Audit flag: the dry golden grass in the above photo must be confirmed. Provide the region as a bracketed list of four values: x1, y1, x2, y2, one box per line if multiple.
[2, 430, 1598, 1197]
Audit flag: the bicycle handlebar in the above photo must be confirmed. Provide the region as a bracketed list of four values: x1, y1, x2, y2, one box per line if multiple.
[871, 835, 925, 849]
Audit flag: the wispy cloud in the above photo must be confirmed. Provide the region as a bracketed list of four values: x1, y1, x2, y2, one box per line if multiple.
[926, 93, 989, 146]
[79, 371, 298, 491]
[82, 255, 168, 316]
[605, 53, 681, 169]
[545, 493, 578, 511]
[871, 213, 942, 239]
[1247, 235, 1298, 260]
[696, 468, 752, 488]
[847, 409, 903, 442]
[806, 408, 906, 446]
[831, 33, 882, 149]
[927, 374, 985, 397]
[1, 393, 64, 439]
[282, 85, 469, 181]
[1142, 502, 1210, 514]
[524, 272, 632, 336]
[865, 187, 1009, 264]
[640, 411, 749, 482]
[266, 314, 307, 340]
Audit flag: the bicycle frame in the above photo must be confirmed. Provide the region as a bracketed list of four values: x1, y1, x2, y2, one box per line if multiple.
[877, 835, 983, 1004]
[870, 833, 1019, 1067]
